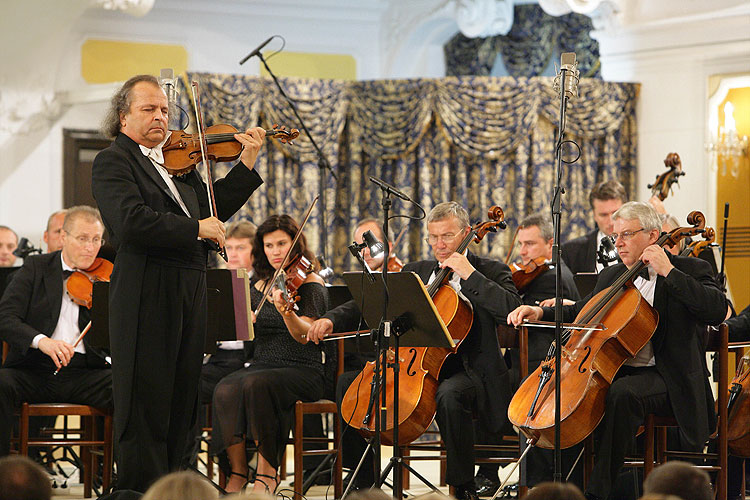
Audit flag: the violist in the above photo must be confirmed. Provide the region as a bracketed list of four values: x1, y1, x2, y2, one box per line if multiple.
[508, 201, 727, 500]
[210, 215, 328, 494]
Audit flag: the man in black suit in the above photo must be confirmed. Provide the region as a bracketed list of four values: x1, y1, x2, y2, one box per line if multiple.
[561, 180, 627, 275]
[0, 206, 112, 457]
[475, 213, 580, 494]
[91, 74, 264, 492]
[509, 201, 727, 500]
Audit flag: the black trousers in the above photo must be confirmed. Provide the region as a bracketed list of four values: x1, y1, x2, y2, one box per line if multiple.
[587, 366, 672, 499]
[435, 370, 479, 487]
[115, 265, 206, 493]
[0, 353, 112, 456]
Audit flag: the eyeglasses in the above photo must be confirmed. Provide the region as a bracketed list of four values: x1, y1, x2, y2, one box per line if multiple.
[425, 233, 461, 245]
[610, 228, 644, 242]
[66, 232, 104, 247]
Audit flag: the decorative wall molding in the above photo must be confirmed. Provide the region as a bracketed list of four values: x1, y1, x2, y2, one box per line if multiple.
[454, 0, 515, 38]
[93, 0, 155, 17]
[538, 0, 621, 30]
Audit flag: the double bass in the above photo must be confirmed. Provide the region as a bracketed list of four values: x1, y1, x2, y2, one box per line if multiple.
[341, 206, 507, 445]
[508, 212, 706, 448]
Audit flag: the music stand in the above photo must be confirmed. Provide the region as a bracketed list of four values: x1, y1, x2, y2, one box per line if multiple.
[573, 272, 598, 299]
[90, 282, 111, 349]
[343, 271, 452, 498]
[205, 269, 253, 354]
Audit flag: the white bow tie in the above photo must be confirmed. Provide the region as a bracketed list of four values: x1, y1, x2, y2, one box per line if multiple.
[145, 146, 164, 165]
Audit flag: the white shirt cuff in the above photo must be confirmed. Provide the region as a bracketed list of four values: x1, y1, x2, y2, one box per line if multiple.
[31, 334, 46, 349]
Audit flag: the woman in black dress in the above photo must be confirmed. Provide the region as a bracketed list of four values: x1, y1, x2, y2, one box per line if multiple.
[211, 214, 328, 493]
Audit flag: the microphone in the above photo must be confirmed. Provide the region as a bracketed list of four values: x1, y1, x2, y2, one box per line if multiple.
[596, 235, 618, 267]
[369, 176, 411, 202]
[554, 52, 580, 100]
[239, 36, 275, 65]
[12, 237, 42, 259]
[159, 68, 180, 130]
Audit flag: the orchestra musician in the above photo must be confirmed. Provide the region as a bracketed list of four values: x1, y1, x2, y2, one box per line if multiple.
[210, 215, 329, 494]
[561, 180, 627, 274]
[91, 74, 265, 492]
[475, 213, 580, 494]
[306, 218, 393, 490]
[0, 206, 112, 457]
[508, 201, 727, 500]
[0, 226, 18, 268]
[43, 210, 67, 253]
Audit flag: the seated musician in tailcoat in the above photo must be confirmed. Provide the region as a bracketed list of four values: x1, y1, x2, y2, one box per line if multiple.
[0, 206, 112, 457]
[475, 213, 580, 495]
[508, 201, 727, 500]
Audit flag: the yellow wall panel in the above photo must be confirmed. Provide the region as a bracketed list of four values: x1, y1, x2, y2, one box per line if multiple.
[258, 52, 356, 80]
[81, 39, 188, 84]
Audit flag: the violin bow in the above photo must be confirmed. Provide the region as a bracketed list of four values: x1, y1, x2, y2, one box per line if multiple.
[191, 81, 227, 261]
[254, 195, 320, 316]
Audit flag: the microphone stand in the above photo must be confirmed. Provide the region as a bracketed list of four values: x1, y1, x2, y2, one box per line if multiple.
[256, 52, 337, 275]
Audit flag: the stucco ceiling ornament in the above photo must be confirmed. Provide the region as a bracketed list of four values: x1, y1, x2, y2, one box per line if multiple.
[538, 0, 621, 31]
[93, 0, 155, 17]
[454, 0, 515, 38]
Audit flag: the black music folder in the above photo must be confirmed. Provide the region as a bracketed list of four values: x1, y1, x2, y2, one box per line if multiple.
[205, 268, 253, 353]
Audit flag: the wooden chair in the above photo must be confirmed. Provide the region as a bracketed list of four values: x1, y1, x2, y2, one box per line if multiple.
[727, 339, 750, 500]
[586, 323, 730, 499]
[399, 323, 530, 498]
[14, 403, 113, 499]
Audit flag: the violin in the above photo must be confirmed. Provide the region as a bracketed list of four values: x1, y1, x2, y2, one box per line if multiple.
[162, 123, 299, 176]
[341, 205, 507, 445]
[66, 257, 113, 309]
[387, 256, 404, 272]
[508, 211, 706, 449]
[274, 254, 315, 314]
[648, 152, 685, 201]
[728, 354, 750, 457]
[510, 256, 552, 293]
[680, 226, 715, 258]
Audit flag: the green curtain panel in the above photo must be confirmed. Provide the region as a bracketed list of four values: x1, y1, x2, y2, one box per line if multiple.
[177, 73, 637, 277]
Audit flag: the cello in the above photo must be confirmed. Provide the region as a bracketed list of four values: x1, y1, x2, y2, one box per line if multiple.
[341, 206, 507, 445]
[508, 211, 707, 449]
[728, 354, 750, 457]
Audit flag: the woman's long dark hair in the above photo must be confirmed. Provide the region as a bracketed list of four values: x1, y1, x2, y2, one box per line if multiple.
[251, 214, 317, 281]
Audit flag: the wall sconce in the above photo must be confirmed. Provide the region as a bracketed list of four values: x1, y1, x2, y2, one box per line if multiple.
[706, 101, 749, 178]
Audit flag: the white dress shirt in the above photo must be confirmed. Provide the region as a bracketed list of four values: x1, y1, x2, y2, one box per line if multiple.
[138, 131, 191, 217]
[623, 265, 657, 367]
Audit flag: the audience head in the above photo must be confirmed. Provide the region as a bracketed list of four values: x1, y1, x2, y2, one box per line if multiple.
[61, 206, 105, 270]
[638, 494, 685, 500]
[425, 201, 471, 263]
[44, 210, 67, 253]
[524, 481, 586, 500]
[344, 488, 394, 500]
[0, 455, 52, 500]
[589, 179, 628, 236]
[354, 218, 389, 271]
[225, 220, 257, 271]
[0, 226, 18, 267]
[643, 461, 712, 500]
[141, 470, 218, 500]
[251, 214, 316, 281]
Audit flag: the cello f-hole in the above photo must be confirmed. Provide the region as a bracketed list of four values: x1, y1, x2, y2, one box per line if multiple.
[578, 346, 591, 374]
[407, 348, 418, 376]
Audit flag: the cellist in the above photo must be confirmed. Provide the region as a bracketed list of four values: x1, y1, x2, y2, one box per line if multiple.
[508, 201, 727, 500]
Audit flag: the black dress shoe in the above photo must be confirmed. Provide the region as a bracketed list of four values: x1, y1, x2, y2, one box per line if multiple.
[474, 474, 501, 497]
[455, 484, 480, 500]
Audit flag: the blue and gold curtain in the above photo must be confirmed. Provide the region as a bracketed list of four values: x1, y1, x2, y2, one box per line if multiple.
[178, 74, 637, 275]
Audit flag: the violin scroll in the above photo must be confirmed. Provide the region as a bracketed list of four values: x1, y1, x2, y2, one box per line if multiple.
[266, 124, 299, 144]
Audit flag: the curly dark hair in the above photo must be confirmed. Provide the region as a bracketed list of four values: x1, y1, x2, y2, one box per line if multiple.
[251, 215, 317, 281]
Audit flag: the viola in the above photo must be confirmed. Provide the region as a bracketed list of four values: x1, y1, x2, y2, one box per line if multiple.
[341, 205, 507, 445]
[274, 254, 316, 314]
[648, 152, 685, 201]
[510, 256, 552, 293]
[162, 123, 299, 176]
[66, 257, 113, 309]
[728, 354, 750, 457]
[508, 211, 706, 449]
[386, 255, 404, 272]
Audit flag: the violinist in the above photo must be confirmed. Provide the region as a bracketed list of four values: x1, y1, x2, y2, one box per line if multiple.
[408, 202, 520, 500]
[0, 206, 112, 457]
[306, 218, 393, 490]
[43, 210, 67, 253]
[561, 180, 627, 274]
[211, 215, 328, 494]
[0, 226, 18, 268]
[508, 202, 727, 500]
[475, 214, 580, 494]
[91, 74, 265, 493]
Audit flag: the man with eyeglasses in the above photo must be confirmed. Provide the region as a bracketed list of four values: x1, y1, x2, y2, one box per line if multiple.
[0, 206, 112, 457]
[402, 202, 520, 500]
[508, 201, 727, 500]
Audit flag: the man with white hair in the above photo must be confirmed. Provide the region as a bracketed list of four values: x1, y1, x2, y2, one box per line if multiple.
[508, 201, 727, 500]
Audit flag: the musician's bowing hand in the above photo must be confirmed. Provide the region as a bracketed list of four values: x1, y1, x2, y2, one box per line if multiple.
[538, 298, 575, 308]
[198, 217, 226, 247]
[440, 252, 475, 280]
[640, 244, 674, 277]
[507, 305, 543, 327]
[38, 337, 75, 369]
[235, 127, 266, 170]
[307, 318, 333, 345]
